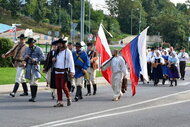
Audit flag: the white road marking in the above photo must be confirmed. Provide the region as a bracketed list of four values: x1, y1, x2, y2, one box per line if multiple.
[31, 89, 190, 127]
[49, 99, 190, 127]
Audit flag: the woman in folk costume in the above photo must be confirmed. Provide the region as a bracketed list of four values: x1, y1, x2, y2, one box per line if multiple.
[162, 50, 169, 85]
[151, 50, 165, 86]
[101, 50, 128, 101]
[168, 51, 180, 87]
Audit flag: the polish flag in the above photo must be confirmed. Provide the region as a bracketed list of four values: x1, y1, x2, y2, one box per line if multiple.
[121, 27, 149, 96]
[95, 24, 112, 84]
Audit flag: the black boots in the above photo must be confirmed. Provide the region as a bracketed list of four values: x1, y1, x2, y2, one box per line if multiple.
[74, 86, 82, 102]
[29, 86, 38, 102]
[93, 84, 97, 95]
[170, 80, 173, 87]
[174, 80, 177, 86]
[20, 82, 28, 96]
[10, 82, 19, 97]
[86, 85, 91, 96]
[170, 80, 177, 87]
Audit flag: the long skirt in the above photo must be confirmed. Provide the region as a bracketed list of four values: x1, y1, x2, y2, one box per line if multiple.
[168, 64, 179, 79]
[152, 65, 163, 79]
[162, 65, 169, 75]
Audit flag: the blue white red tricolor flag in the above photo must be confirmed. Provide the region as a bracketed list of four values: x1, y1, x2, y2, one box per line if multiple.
[95, 24, 112, 84]
[121, 27, 149, 96]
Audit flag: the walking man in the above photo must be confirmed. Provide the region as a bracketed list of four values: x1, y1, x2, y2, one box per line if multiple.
[1, 34, 28, 97]
[23, 38, 44, 102]
[101, 50, 127, 101]
[86, 43, 98, 96]
[53, 39, 75, 107]
[73, 42, 90, 102]
[178, 48, 189, 80]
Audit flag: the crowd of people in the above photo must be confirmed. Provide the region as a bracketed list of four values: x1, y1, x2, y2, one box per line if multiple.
[146, 46, 189, 86]
[1, 34, 189, 108]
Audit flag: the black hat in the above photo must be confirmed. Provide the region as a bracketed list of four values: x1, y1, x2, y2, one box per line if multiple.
[68, 42, 73, 45]
[26, 38, 36, 44]
[75, 42, 83, 47]
[87, 43, 93, 47]
[52, 40, 58, 45]
[57, 38, 67, 44]
[17, 34, 27, 39]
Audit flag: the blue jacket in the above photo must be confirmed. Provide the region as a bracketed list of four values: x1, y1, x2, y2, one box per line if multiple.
[23, 46, 44, 80]
[72, 50, 90, 78]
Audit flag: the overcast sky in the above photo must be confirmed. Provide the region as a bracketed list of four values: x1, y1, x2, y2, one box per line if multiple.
[90, 0, 187, 14]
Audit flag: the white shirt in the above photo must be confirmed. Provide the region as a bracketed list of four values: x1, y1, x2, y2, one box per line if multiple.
[147, 51, 154, 62]
[102, 56, 128, 76]
[178, 52, 189, 62]
[54, 49, 75, 74]
[151, 57, 165, 64]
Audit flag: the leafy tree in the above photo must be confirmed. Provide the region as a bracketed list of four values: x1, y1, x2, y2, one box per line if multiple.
[9, 0, 21, 17]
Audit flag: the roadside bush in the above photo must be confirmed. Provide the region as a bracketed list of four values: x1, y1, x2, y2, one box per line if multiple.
[0, 38, 14, 67]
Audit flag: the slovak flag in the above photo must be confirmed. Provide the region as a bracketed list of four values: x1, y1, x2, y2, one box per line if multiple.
[95, 24, 112, 84]
[121, 27, 149, 96]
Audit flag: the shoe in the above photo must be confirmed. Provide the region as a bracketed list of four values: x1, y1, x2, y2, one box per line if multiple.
[29, 98, 36, 102]
[86, 93, 91, 96]
[67, 99, 71, 106]
[10, 92, 15, 97]
[112, 98, 118, 101]
[20, 93, 28, 96]
[78, 96, 83, 100]
[74, 97, 78, 102]
[53, 103, 64, 107]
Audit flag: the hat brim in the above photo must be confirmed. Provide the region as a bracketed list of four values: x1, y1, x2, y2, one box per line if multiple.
[26, 41, 36, 44]
[18, 37, 27, 39]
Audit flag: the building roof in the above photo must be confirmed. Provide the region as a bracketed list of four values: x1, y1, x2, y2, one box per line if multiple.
[0, 23, 12, 33]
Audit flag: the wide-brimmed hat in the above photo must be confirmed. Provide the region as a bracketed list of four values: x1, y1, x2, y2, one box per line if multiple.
[26, 38, 36, 44]
[52, 40, 58, 45]
[75, 42, 83, 47]
[87, 42, 93, 47]
[57, 38, 67, 44]
[17, 34, 27, 39]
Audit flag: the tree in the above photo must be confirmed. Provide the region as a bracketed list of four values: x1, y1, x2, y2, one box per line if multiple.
[0, 38, 14, 67]
[60, 9, 71, 35]
[9, 0, 20, 17]
[0, 0, 9, 10]
[33, 0, 46, 22]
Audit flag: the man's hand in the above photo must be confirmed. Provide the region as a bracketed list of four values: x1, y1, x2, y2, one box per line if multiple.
[1, 54, 5, 58]
[52, 57, 56, 62]
[69, 72, 74, 77]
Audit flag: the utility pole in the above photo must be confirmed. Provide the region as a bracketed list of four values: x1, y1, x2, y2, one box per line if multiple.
[68, 3, 73, 43]
[80, 0, 85, 42]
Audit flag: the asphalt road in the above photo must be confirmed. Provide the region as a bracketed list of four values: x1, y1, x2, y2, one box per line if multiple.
[1, 73, 190, 127]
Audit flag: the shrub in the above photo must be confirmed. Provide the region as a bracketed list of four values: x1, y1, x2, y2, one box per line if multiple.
[0, 38, 14, 67]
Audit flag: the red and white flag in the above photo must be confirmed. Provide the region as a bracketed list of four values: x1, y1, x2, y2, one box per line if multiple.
[95, 24, 112, 84]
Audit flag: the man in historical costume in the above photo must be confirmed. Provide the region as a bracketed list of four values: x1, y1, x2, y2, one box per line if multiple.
[53, 39, 75, 107]
[43, 40, 58, 100]
[23, 38, 44, 102]
[72, 42, 90, 102]
[146, 48, 155, 82]
[85, 42, 98, 96]
[178, 48, 189, 80]
[101, 50, 127, 101]
[1, 34, 28, 97]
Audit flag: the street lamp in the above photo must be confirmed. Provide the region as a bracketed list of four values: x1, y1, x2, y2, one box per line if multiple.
[68, 3, 73, 43]
[12, 24, 21, 42]
[80, 0, 85, 42]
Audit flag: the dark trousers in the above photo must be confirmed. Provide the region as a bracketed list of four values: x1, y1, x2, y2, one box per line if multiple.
[147, 62, 152, 80]
[179, 61, 186, 78]
[55, 74, 70, 101]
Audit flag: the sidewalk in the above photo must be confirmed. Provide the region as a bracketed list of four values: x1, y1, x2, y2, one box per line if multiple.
[0, 77, 108, 94]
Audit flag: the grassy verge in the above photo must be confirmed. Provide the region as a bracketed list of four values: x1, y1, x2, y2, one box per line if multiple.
[0, 67, 102, 85]
[187, 63, 190, 66]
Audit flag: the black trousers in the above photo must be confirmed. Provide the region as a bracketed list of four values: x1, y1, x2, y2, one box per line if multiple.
[147, 63, 152, 80]
[179, 61, 186, 78]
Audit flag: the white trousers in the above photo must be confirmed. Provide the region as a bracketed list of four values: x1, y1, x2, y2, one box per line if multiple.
[15, 67, 26, 84]
[29, 74, 38, 86]
[87, 68, 96, 85]
[111, 72, 123, 99]
[73, 77, 84, 87]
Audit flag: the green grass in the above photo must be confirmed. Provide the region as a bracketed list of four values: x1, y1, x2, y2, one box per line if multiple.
[187, 63, 190, 66]
[0, 67, 102, 85]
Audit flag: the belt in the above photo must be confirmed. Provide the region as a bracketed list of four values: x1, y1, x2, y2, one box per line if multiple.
[54, 68, 68, 72]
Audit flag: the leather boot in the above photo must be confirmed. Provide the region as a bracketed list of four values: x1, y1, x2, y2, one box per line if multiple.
[174, 80, 177, 86]
[93, 84, 97, 95]
[10, 82, 19, 97]
[74, 86, 80, 102]
[29, 86, 37, 102]
[79, 86, 83, 99]
[20, 82, 28, 96]
[86, 84, 91, 96]
[170, 80, 173, 87]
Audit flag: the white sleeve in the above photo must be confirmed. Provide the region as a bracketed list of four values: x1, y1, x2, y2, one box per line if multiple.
[67, 49, 75, 74]
[161, 58, 165, 64]
[151, 57, 155, 63]
[186, 53, 189, 59]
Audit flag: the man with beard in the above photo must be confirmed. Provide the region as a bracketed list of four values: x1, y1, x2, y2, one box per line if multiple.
[1, 34, 28, 97]
[53, 39, 75, 107]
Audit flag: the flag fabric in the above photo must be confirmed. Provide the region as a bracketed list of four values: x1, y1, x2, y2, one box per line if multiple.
[121, 27, 149, 96]
[95, 24, 112, 84]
